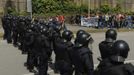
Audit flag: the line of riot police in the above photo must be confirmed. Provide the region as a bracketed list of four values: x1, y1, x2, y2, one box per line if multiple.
[1, 14, 94, 75]
[1, 14, 134, 75]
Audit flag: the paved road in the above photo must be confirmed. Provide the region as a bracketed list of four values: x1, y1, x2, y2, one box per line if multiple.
[0, 31, 134, 75]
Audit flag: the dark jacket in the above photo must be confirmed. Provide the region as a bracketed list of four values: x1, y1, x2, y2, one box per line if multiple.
[72, 46, 94, 75]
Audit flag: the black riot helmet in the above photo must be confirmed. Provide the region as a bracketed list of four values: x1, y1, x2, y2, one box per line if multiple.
[19, 16, 25, 22]
[7, 14, 12, 20]
[12, 16, 16, 21]
[75, 32, 92, 47]
[110, 40, 130, 62]
[39, 19, 46, 25]
[62, 30, 73, 41]
[54, 24, 62, 32]
[26, 16, 32, 22]
[105, 29, 117, 42]
[31, 23, 40, 33]
[41, 26, 48, 35]
[19, 17, 26, 26]
[76, 30, 86, 38]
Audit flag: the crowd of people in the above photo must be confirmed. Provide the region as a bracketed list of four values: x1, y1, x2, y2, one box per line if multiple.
[70, 13, 134, 29]
[1, 14, 134, 75]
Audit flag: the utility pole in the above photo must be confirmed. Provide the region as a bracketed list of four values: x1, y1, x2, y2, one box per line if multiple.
[27, 0, 32, 18]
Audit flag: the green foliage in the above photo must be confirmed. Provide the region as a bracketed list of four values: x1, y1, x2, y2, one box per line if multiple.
[97, 4, 122, 14]
[117, 0, 125, 3]
[32, 0, 88, 16]
[6, 7, 28, 16]
[19, 11, 28, 16]
[112, 4, 122, 13]
[99, 5, 110, 14]
[80, 5, 88, 13]
[32, 0, 45, 14]
[6, 7, 19, 15]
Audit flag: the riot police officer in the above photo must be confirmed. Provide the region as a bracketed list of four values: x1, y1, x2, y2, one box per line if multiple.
[51, 24, 62, 73]
[54, 30, 74, 75]
[99, 29, 117, 60]
[37, 26, 49, 75]
[24, 28, 35, 72]
[29, 23, 49, 75]
[17, 16, 27, 51]
[4, 14, 12, 43]
[12, 16, 19, 47]
[98, 40, 134, 75]
[95, 29, 117, 75]
[25, 16, 32, 30]
[72, 32, 94, 75]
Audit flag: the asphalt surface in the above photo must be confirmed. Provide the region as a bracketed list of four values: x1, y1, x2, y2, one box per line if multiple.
[0, 29, 134, 75]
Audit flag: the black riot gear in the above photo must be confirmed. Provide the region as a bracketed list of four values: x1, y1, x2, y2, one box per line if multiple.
[105, 29, 117, 42]
[76, 29, 86, 38]
[72, 32, 94, 75]
[62, 30, 73, 41]
[26, 16, 32, 22]
[95, 29, 118, 75]
[32, 23, 40, 33]
[75, 30, 86, 45]
[19, 16, 25, 22]
[54, 25, 62, 32]
[12, 16, 19, 47]
[75, 32, 92, 47]
[39, 19, 46, 25]
[95, 40, 134, 75]
[111, 40, 130, 62]
[98, 29, 117, 60]
[4, 14, 12, 43]
[25, 16, 32, 28]
[41, 26, 48, 35]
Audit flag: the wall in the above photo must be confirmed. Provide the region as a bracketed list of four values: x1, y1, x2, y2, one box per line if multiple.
[0, 0, 27, 15]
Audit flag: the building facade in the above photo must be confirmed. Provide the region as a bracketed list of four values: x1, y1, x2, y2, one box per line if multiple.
[0, 0, 27, 14]
[1, 0, 134, 14]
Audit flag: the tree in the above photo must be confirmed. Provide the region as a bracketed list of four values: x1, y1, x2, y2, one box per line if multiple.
[32, 0, 83, 15]
[116, 0, 125, 12]
[113, 4, 122, 13]
[99, 5, 110, 14]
